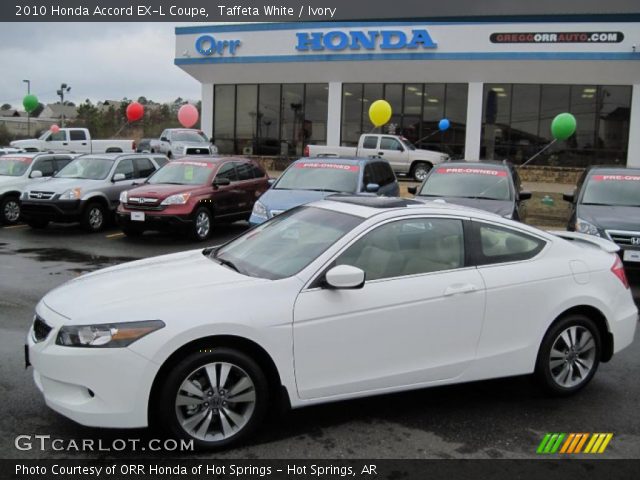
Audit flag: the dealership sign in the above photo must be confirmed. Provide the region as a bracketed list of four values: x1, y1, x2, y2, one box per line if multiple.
[490, 31, 624, 44]
[295, 29, 437, 51]
[195, 35, 241, 56]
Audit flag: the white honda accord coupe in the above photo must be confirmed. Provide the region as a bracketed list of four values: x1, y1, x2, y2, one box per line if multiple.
[27, 196, 637, 449]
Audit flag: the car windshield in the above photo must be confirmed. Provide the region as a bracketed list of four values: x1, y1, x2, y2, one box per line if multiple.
[0, 156, 31, 176]
[147, 161, 213, 185]
[274, 162, 360, 193]
[212, 206, 363, 280]
[582, 173, 640, 206]
[56, 157, 113, 180]
[419, 166, 512, 201]
[400, 137, 416, 151]
[171, 131, 208, 143]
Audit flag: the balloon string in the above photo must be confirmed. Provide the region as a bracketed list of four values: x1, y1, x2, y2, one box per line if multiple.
[414, 129, 442, 145]
[521, 138, 558, 168]
[111, 121, 130, 139]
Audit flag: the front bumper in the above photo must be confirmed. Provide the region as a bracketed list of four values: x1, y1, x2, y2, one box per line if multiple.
[27, 303, 157, 428]
[117, 211, 193, 231]
[21, 199, 85, 222]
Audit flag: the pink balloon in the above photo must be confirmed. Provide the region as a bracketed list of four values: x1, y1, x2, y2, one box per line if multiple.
[50, 124, 60, 133]
[178, 104, 199, 128]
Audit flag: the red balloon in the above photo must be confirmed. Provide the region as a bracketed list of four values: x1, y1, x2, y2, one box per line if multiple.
[50, 124, 60, 133]
[178, 104, 199, 128]
[126, 102, 144, 122]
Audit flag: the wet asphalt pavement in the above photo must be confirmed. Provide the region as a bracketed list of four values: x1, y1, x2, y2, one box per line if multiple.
[0, 221, 639, 460]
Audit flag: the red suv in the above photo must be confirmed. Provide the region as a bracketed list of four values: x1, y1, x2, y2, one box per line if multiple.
[117, 157, 269, 241]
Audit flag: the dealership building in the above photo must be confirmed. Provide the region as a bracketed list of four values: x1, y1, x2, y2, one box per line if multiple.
[175, 17, 640, 167]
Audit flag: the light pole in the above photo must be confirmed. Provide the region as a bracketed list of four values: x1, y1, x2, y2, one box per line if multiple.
[22, 79, 30, 136]
[56, 83, 71, 127]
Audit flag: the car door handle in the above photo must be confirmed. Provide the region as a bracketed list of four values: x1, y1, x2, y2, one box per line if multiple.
[62, 142, 68, 145]
[378, 151, 384, 155]
[443, 283, 479, 296]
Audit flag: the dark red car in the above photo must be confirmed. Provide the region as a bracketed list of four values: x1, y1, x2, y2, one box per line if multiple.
[117, 157, 269, 241]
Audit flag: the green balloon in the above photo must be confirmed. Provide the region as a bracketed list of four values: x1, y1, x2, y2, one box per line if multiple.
[23, 94, 39, 113]
[551, 112, 577, 141]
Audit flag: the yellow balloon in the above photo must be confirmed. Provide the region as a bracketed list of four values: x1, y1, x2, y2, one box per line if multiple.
[369, 100, 392, 127]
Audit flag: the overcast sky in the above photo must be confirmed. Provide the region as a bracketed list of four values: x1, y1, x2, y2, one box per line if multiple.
[0, 23, 201, 109]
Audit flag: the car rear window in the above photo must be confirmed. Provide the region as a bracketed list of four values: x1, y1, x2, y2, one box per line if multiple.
[275, 162, 360, 193]
[419, 166, 512, 201]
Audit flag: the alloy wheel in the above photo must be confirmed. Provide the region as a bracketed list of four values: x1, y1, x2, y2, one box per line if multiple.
[3, 199, 20, 223]
[175, 362, 256, 441]
[195, 211, 211, 239]
[549, 325, 596, 388]
[88, 207, 103, 230]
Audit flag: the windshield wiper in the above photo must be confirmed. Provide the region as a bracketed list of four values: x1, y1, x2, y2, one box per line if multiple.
[214, 256, 241, 273]
[581, 202, 617, 206]
[308, 188, 342, 193]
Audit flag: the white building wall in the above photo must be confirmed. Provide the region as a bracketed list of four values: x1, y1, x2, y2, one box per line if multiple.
[201, 83, 214, 138]
[464, 82, 484, 161]
[627, 84, 640, 168]
[326, 82, 342, 147]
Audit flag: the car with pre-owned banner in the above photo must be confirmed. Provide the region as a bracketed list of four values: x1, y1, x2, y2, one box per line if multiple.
[564, 166, 640, 268]
[0, 152, 76, 225]
[118, 157, 269, 241]
[249, 157, 400, 225]
[26, 196, 637, 449]
[408, 161, 531, 220]
[20, 153, 168, 232]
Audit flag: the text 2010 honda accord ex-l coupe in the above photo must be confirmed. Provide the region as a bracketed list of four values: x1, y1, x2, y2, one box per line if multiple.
[26, 196, 637, 449]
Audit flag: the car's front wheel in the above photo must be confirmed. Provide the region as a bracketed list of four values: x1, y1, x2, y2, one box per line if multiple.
[158, 348, 269, 450]
[0, 196, 21, 225]
[82, 203, 107, 233]
[191, 207, 212, 241]
[535, 314, 601, 396]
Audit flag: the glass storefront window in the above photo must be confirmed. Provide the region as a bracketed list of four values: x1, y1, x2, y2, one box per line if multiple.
[304, 84, 329, 146]
[281, 84, 305, 156]
[342, 83, 364, 146]
[235, 85, 258, 155]
[257, 84, 281, 155]
[213, 85, 235, 154]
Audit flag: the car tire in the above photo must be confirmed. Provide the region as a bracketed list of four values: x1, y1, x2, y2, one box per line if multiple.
[122, 226, 143, 237]
[191, 207, 212, 241]
[535, 314, 601, 396]
[82, 203, 107, 233]
[158, 348, 269, 450]
[26, 218, 49, 229]
[411, 162, 432, 182]
[0, 195, 21, 225]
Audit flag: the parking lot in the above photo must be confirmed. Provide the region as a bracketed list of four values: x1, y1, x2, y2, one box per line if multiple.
[1, 219, 639, 460]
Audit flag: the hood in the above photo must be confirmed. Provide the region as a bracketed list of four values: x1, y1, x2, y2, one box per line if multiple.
[259, 188, 333, 212]
[0, 175, 25, 188]
[127, 183, 204, 199]
[26, 177, 103, 194]
[10, 139, 38, 148]
[578, 204, 640, 232]
[43, 249, 264, 321]
[172, 141, 211, 150]
[418, 196, 514, 217]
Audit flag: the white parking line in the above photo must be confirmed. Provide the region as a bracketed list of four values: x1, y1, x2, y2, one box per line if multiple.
[3, 224, 28, 230]
[106, 232, 125, 239]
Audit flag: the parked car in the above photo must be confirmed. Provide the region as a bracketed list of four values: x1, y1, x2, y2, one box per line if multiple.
[0, 146, 25, 156]
[408, 161, 531, 220]
[304, 133, 449, 181]
[26, 196, 636, 449]
[150, 129, 217, 158]
[136, 138, 154, 153]
[249, 157, 400, 225]
[118, 157, 269, 241]
[0, 152, 77, 225]
[20, 153, 168, 232]
[10, 128, 136, 154]
[564, 166, 640, 268]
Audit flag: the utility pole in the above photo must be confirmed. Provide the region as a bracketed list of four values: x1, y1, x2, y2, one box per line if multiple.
[22, 79, 30, 136]
[56, 83, 71, 127]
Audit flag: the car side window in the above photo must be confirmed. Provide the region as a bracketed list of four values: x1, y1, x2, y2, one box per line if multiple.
[32, 158, 55, 177]
[362, 136, 378, 149]
[235, 162, 254, 181]
[154, 156, 169, 167]
[335, 218, 465, 281]
[69, 130, 87, 141]
[372, 162, 394, 186]
[134, 157, 156, 178]
[54, 156, 73, 173]
[216, 162, 238, 182]
[363, 164, 375, 189]
[250, 163, 266, 178]
[161, 130, 168, 140]
[48, 131, 66, 142]
[114, 159, 135, 180]
[380, 137, 403, 151]
[473, 222, 545, 265]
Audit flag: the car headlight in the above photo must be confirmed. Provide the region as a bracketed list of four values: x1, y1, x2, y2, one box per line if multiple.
[119, 190, 128, 203]
[252, 201, 267, 218]
[161, 193, 191, 205]
[575, 217, 600, 236]
[56, 320, 165, 348]
[59, 188, 82, 200]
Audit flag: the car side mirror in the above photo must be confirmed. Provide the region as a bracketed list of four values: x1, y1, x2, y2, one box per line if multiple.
[407, 186, 417, 195]
[519, 191, 532, 201]
[213, 177, 231, 188]
[324, 265, 365, 289]
[365, 183, 379, 193]
[161, 137, 169, 143]
[562, 192, 575, 203]
[112, 173, 126, 182]
[30, 170, 43, 178]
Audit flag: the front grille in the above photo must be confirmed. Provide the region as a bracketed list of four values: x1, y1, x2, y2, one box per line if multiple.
[606, 230, 640, 248]
[185, 148, 210, 155]
[28, 191, 55, 200]
[126, 197, 164, 211]
[32, 315, 52, 343]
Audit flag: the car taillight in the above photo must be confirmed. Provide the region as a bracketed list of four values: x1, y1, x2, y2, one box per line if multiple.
[611, 255, 629, 289]
[303, 145, 309, 157]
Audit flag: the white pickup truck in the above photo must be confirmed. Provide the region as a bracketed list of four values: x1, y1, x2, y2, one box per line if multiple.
[10, 128, 135, 154]
[304, 134, 448, 181]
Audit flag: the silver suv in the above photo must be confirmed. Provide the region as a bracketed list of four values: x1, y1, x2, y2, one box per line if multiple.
[20, 153, 168, 232]
[0, 152, 77, 225]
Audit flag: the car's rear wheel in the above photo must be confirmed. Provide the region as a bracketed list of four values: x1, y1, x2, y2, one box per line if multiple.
[191, 207, 212, 241]
[411, 162, 432, 182]
[82, 203, 107, 233]
[1, 196, 21, 225]
[535, 314, 601, 396]
[158, 348, 269, 450]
